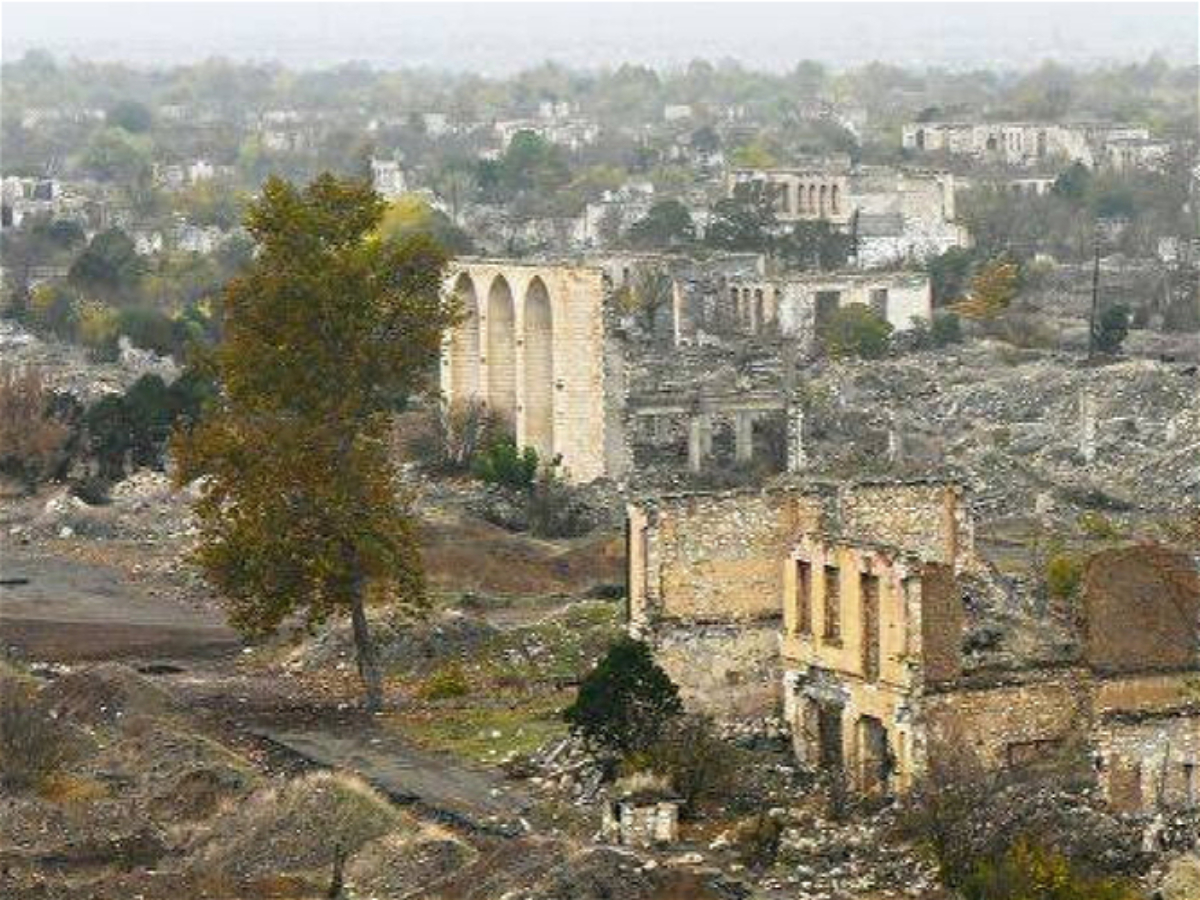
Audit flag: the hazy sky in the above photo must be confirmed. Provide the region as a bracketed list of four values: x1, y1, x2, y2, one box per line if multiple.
[3, 2, 1197, 74]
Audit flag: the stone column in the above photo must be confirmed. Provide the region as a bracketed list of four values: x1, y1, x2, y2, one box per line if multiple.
[688, 414, 705, 473]
[735, 410, 755, 463]
[1079, 389, 1097, 464]
[786, 403, 807, 472]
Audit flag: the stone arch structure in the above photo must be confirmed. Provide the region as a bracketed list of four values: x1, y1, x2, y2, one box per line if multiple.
[807, 185, 817, 214]
[819, 184, 828, 217]
[522, 276, 554, 460]
[486, 275, 517, 423]
[449, 272, 480, 400]
[440, 260, 626, 483]
[830, 185, 840, 216]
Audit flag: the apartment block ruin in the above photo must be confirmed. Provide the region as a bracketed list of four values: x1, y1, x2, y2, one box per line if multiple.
[627, 479, 1200, 810]
[901, 120, 1159, 169]
[727, 163, 969, 266]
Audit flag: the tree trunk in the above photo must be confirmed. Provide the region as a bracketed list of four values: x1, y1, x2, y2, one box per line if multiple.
[350, 581, 383, 712]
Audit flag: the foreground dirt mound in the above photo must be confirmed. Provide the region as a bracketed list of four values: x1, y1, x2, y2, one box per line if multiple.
[346, 826, 476, 897]
[190, 771, 414, 882]
[420, 509, 624, 598]
[38, 663, 173, 726]
[437, 838, 736, 900]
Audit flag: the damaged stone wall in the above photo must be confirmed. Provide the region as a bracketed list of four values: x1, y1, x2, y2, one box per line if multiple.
[1083, 545, 1200, 675]
[829, 480, 974, 570]
[627, 478, 978, 720]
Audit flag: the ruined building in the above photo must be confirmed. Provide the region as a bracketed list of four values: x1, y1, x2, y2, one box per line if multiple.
[721, 270, 932, 345]
[440, 260, 630, 483]
[627, 480, 1200, 810]
[727, 163, 968, 267]
[901, 120, 1157, 169]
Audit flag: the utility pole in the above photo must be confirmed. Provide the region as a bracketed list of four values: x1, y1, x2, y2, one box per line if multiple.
[1088, 222, 1101, 360]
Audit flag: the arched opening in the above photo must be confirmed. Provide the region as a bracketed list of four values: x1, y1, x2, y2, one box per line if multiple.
[818, 184, 828, 217]
[807, 185, 817, 216]
[449, 273, 479, 400]
[522, 277, 554, 461]
[486, 275, 517, 425]
[830, 185, 840, 215]
[753, 288, 764, 334]
[916, 129, 926, 150]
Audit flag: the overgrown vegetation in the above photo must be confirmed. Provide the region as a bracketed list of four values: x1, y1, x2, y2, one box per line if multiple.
[821, 303, 894, 359]
[0, 679, 83, 792]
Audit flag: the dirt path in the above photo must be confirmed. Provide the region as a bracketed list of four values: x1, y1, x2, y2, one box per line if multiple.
[0, 544, 238, 662]
[256, 727, 532, 835]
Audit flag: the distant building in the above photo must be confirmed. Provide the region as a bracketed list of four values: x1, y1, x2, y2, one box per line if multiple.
[370, 158, 407, 200]
[728, 163, 968, 266]
[663, 104, 693, 123]
[902, 120, 1154, 169]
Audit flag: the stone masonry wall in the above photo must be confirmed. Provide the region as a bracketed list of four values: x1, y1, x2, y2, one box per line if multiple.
[440, 260, 625, 483]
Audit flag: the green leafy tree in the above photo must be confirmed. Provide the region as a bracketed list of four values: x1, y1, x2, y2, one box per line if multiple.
[68, 229, 144, 303]
[106, 99, 153, 134]
[926, 247, 977, 307]
[175, 175, 454, 710]
[626, 199, 695, 250]
[1094, 303, 1130, 355]
[377, 195, 475, 255]
[705, 181, 779, 252]
[564, 636, 683, 755]
[778, 220, 854, 270]
[81, 127, 153, 183]
[1053, 162, 1092, 202]
[821, 304, 894, 359]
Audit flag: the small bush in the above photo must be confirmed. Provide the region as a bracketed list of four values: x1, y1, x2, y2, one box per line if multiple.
[639, 715, 739, 817]
[473, 438, 539, 489]
[961, 836, 1141, 900]
[0, 679, 82, 791]
[931, 312, 963, 346]
[821, 303, 894, 359]
[418, 664, 470, 701]
[0, 364, 73, 490]
[1094, 303, 1130, 355]
[1078, 511, 1121, 541]
[1046, 553, 1084, 600]
[733, 812, 783, 871]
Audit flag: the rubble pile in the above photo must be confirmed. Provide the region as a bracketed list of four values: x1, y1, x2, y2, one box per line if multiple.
[519, 734, 607, 805]
[769, 808, 940, 900]
[0, 320, 176, 404]
[804, 342, 1200, 520]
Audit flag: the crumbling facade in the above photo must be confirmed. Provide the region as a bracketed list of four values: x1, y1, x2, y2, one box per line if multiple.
[724, 270, 932, 342]
[440, 260, 629, 483]
[727, 164, 968, 266]
[627, 480, 1200, 811]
